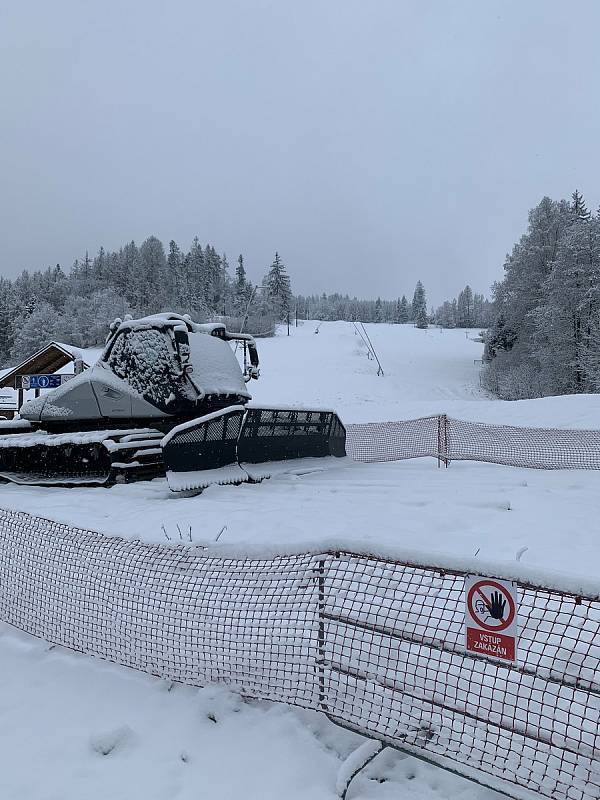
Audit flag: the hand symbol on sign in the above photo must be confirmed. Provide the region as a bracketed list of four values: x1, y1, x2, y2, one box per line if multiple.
[486, 591, 506, 621]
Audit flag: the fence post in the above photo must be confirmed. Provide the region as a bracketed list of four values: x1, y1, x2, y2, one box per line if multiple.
[317, 557, 327, 712]
[438, 414, 449, 468]
[444, 414, 449, 468]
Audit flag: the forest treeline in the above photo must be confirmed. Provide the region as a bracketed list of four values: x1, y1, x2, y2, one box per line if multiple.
[2, 192, 594, 399]
[434, 286, 491, 329]
[0, 238, 293, 365]
[0, 234, 489, 368]
[482, 191, 600, 399]
[297, 280, 430, 327]
[298, 281, 491, 328]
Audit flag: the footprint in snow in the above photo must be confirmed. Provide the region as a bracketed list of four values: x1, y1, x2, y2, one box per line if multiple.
[90, 724, 135, 756]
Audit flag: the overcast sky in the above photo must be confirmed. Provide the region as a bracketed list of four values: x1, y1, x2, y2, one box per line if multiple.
[1, 1, 599, 305]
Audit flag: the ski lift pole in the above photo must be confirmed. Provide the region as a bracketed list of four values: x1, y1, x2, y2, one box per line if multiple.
[360, 322, 385, 376]
[352, 321, 371, 354]
[353, 321, 375, 361]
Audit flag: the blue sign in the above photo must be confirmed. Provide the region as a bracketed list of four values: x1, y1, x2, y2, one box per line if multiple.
[21, 375, 63, 389]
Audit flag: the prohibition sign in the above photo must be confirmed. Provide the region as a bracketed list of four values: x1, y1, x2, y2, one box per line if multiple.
[467, 579, 516, 632]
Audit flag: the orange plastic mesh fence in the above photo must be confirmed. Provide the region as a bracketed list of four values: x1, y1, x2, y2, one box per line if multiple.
[0, 508, 598, 800]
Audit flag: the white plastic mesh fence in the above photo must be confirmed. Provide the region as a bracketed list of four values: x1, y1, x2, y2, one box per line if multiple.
[346, 415, 600, 470]
[0, 508, 320, 707]
[322, 553, 600, 800]
[346, 415, 442, 463]
[0, 508, 598, 800]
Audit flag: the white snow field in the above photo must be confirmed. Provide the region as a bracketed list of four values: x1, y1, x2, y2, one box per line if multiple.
[2, 321, 600, 800]
[0, 622, 499, 800]
[1, 322, 599, 577]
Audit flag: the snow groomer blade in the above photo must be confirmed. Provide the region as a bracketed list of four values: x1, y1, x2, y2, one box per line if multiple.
[162, 406, 247, 492]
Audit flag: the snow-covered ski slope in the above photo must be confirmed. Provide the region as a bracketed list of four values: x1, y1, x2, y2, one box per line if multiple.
[1, 321, 599, 578]
[2, 321, 599, 800]
[254, 320, 600, 426]
[252, 321, 486, 421]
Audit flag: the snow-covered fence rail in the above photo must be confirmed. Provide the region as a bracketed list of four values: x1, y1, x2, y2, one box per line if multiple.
[0, 507, 598, 800]
[347, 415, 600, 470]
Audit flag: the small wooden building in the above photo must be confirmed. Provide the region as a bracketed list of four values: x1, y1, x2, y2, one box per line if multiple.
[0, 342, 100, 418]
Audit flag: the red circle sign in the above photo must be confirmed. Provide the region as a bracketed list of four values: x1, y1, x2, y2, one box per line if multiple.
[467, 579, 516, 632]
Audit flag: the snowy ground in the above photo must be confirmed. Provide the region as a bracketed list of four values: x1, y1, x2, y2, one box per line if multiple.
[0, 622, 500, 800]
[1, 321, 599, 577]
[2, 321, 600, 799]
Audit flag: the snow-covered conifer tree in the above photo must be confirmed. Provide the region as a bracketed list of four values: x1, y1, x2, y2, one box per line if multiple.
[457, 285, 474, 326]
[10, 302, 63, 362]
[234, 254, 252, 315]
[571, 189, 591, 222]
[415, 305, 428, 329]
[398, 295, 409, 323]
[264, 252, 292, 321]
[375, 297, 382, 322]
[187, 237, 208, 317]
[532, 213, 600, 392]
[167, 240, 182, 307]
[411, 281, 426, 321]
[137, 236, 168, 311]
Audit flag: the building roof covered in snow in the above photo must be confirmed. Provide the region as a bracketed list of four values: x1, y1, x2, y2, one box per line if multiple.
[0, 342, 102, 390]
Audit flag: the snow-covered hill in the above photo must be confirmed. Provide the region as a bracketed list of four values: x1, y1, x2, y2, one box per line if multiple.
[252, 321, 486, 421]
[252, 320, 600, 427]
